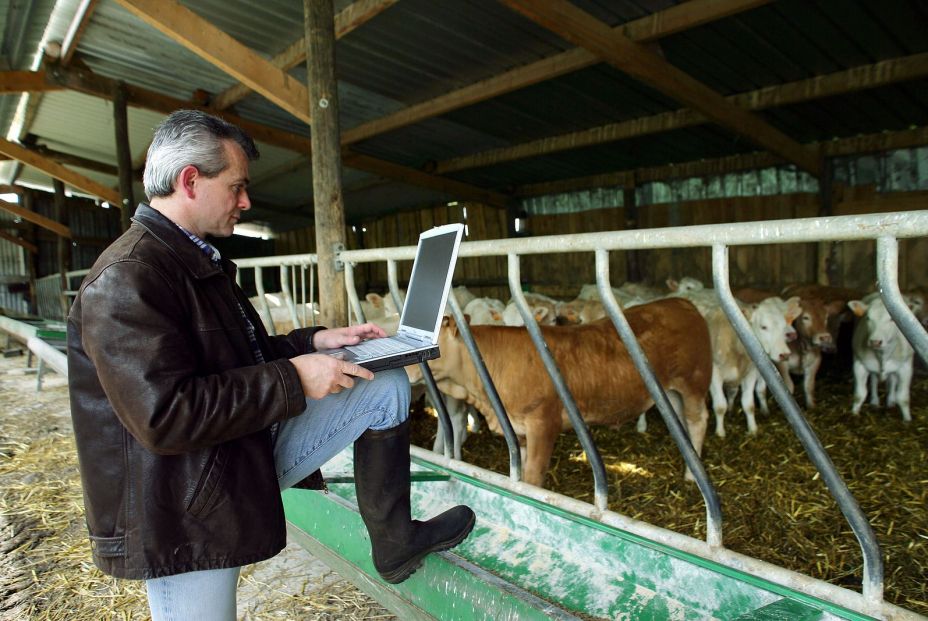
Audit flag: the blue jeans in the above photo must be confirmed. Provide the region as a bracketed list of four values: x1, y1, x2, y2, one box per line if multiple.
[146, 368, 410, 621]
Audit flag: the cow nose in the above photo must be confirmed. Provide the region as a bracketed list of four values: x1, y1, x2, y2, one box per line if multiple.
[786, 330, 797, 342]
[869, 339, 882, 349]
[778, 352, 790, 361]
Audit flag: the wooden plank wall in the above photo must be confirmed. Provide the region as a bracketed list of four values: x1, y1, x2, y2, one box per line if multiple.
[274, 190, 926, 302]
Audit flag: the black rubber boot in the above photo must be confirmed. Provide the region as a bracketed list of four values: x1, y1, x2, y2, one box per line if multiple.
[353, 419, 476, 584]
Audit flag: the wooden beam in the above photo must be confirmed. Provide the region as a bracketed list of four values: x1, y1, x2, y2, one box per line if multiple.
[0, 138, 120, 204]
[60, 0, 100, 65]
[114, 82, 136, 230]
[30, 144, 120, 176]
[515, 125, 928, 197]
[0, 199, 72, 238]
[113, 0, 312, 124]
[499, 0, 821, 176]
[0, 230, 38, 254]
[213, 0, 397, 110]
[0, 71, 62, 94]
[341, 150, 511, 207]
[437, 52, 928, 174]
[341, 0, 771, 145]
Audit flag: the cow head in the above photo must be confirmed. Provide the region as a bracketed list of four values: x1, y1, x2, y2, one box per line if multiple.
[750, 296, 801, 361]
[849, 298, 903, 351]
[796, 297, 838, 352]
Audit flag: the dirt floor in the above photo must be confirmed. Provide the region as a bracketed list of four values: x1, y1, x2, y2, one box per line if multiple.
[0, 350, 394, 621]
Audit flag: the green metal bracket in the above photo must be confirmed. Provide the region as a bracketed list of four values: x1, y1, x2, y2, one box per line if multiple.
[323, 472, 450, 485]
[734, 597, 828, 620]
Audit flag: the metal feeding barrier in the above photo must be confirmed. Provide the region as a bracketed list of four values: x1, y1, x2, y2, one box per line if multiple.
[284, 209, 927, 620]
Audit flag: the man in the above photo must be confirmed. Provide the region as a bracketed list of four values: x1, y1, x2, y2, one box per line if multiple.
[67, 109, 475, 620]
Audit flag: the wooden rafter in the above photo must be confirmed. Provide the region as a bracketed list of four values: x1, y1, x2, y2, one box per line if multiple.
[341, 0, 772, 145]
[0, 230, 38, 254]
[60, 0, 100, 65]
[0, 71, 61, 94]
[113, 0, 311, 124]
[0, 199, 71, 238]
[515, 126, 928, 197]
[499, 0, 821, 176]
[212, 0, 398, 110]
[436, 52, 928, 174]
[0, 138, 120, 205]
[108, 0, 508, 206]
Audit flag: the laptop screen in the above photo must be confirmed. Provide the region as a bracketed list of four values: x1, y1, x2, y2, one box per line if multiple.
[401, 229, 459, 333]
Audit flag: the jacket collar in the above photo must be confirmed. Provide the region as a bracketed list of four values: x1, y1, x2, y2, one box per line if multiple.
[131, 204, 233, 280]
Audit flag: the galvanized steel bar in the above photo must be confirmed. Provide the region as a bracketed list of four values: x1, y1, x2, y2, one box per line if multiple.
[279, 265, 301, 330]
[876, 236, 928, 365]
[712, 243, 883, 608]
[343, 262, 365, 325]
[339, 211, 928, 263]
[447, 290, 522, 482]
[595, 249, 723, 547]
[508, 253, 608, 510]
[418, 361, 455, 460]
[253, 266, 275, 336]
[386, 259, 404, 314]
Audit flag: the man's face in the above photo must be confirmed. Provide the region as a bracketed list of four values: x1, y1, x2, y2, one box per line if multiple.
[193, 140, 251, 238]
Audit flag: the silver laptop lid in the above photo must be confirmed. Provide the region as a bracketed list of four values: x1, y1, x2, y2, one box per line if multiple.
[396, 223, 464, 344]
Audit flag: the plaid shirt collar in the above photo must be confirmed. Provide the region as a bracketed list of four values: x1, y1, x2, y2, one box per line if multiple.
[174, 224, 222, 264]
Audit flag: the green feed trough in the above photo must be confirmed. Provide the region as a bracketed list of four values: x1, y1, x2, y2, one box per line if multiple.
[283, 447, 911, 621]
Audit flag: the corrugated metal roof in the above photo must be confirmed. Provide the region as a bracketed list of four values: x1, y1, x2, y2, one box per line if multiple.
[0, 0, 925, 231]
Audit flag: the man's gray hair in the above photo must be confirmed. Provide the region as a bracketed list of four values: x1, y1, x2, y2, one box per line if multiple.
[143, 110, 259, 200]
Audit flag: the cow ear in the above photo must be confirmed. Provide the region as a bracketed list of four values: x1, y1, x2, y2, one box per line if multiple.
[847, 300, 867, 317]
[666, 278, 679, 291]
[784, 296, 802, 323]
[365, 292, 383, 307]
[825, 299, 846, 316]
[535, 307, 549, 322]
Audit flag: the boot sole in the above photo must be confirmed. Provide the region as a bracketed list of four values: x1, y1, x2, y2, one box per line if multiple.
[378, 512, 477, 584]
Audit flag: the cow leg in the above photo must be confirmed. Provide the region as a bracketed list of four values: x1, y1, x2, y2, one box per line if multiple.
[801, 349, 822, 409]
[636, 413, 648, 433]
[431, 396, 468, 460]
[521, 409, 561, 488]
[867, 372, 881, 406]
[709, 366, 728, 438]
[776, 359, 795, 395]
[755, 375, 770, 415]
[681, 394, 710, 482]
[895, 365, 913, 422]
[851, 360, 868, 415]
[741, 371, 759, 435]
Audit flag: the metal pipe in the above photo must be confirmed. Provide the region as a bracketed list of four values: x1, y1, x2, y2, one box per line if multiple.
[507, 254, 608, 510]
[386, 259, 404, 314]
[712, 243, 883, 608]
[253, 266, 275, 336]
[446, 290, 522, 482]
[340, 211, 928, 263]
[876, 236, 928, 365]
[343, 263, 365, 325]
[279, 265, 301, 331]
[595, 249, 722, 547]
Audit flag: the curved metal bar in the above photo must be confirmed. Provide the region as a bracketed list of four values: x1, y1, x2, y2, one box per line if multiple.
[309, 262, 316, 327]
[253, 266, 275, 336]
[418, 360, 454, 459]
[712, 243, 883, 607]
[507, 254, 608, 510]
[876, 236, 928, 365]
[595, 249, 723, 547]
[386, 259, 404, 315]
[446, 290, 522, 482]
[343, 262, 365, 325]
[279, 265, 300, 330]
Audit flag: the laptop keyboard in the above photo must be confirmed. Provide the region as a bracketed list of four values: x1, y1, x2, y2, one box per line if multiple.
[345, 337, 415, 357]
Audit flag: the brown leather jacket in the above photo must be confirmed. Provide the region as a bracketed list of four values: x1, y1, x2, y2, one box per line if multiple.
[67, 204, 322, 579]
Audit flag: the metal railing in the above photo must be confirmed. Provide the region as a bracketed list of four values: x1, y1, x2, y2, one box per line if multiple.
[338, 209, 928, 612]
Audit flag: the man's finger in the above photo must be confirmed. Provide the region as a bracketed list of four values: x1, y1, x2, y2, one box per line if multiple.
[341, 361, 374, 381]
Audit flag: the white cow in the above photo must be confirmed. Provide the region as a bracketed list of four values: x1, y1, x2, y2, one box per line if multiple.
[463, 297, 505, 325]
[848, 297, 915, 422]
[707, 297, 801, 437]
[502, 292, 558, 326]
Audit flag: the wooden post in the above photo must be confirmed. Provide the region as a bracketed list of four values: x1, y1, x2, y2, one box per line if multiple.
[816, 159, 838, 285]
[52, 180, 71, 319]
[113, 81, 136, 231]
[623, 182, 642, 282]
[22, 189, 38, 315]
[305, 0, 348, 327]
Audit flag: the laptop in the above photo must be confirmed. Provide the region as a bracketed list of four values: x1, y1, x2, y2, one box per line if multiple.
[320, 223, 465, 372]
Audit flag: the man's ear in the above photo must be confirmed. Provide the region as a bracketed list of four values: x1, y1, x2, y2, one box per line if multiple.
[177, 165, 199, 199]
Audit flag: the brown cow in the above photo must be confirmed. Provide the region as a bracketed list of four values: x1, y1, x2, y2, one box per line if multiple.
[424, 298, 712, 488]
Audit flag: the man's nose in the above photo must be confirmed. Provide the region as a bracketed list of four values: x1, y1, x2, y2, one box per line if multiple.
[239, 190, 251, 210]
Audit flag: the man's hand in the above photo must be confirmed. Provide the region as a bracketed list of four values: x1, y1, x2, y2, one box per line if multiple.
[289, 353, 374, 399]
[312, 323, 387, 350]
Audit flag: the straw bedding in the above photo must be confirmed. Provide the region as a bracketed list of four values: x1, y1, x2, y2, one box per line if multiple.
[410, 366, 928, 617]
